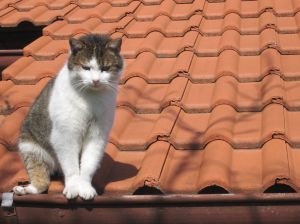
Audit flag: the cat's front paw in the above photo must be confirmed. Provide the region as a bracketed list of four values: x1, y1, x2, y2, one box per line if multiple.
[63, 176, 80, 199]
[78, 182, 97, 200]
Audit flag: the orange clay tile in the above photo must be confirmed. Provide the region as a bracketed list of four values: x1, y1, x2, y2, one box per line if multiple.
[23, 32, 193, 61]
[188, 49, 300, 83]
[181, 75, 300, 112]
[96, 141, 170, 194]
[121, 31, 197, 58]
[124, 14, 202, 37]
[75, 0, 151, 8]
[0, 144, 28, 193]
[0, 107, 29, 149]
[0, 7, 14, 18]
[203, 0, 300, 19]
[194, 29, 300, 56]
[23, 36, 69, 60]
[65, 1, 140, 23]
[170, 104, 285, 149]
[0, 78, 51, 115]
[2, 54, 67, 84]
[134, 0, 204, 21]
[76, 0, 151, 7]
[287, 145, 300, 192]
[200, 11, 300, 35]
[13, 0, 72, 11]
[160, 139, 290, 193]
[110, 106, 180, 150]
[0, 4, 76, 27]
[43, 17, 133, 39]
[284, 110, 300, 147]
[122, 51, 193, 83]
[117, 77, 187, 113]
[0, 0, 19, 10]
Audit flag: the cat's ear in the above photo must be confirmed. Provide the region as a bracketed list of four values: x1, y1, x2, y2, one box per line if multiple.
[69, 38, 84, 54]
[107, 38, 122, 52]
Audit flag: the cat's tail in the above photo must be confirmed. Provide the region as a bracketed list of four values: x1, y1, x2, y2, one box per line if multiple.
[13, 141, 55, 195]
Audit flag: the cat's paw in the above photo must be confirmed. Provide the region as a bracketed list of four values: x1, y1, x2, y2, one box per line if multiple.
[63, 176, 80, 199]
[13, 186, 26, 195]
[78, 182, 97, 200]
[13, 185, 38, 195]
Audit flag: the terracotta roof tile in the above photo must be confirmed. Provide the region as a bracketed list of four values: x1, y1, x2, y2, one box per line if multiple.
[181, 75, 300, 112]
[65, 1, 140, 23]
[97, 141, 170, 194]
[43, 17, 133, 39]
[23, 36, 68, 60]
[122, 51, 193, 83]
[110, 106, 180, 150]
[0, 4, 76, 27]
[0, 1, 19, 11]
[160, 139, 290, 193]
[13, 0, 72, 11]
[121, 31, 198, 58]
[76, 0, 152, 7]
[118, 77, 187, 113]
[285, 110, 300, 147]
[0, 144, 28, 193]
[0, 7, 14, 18]
[2, 0, 300, 196]
[0, 78, 50, 115]
[194, 29, 300, 56]
[170, 104, 285, 149]
[134, 0, 205, 21]
[189, 49, 300, 82]
[2, 54, 67, 84]
[124, 14, 202, 37]
[203, 0, 300, 18]
[200, 12, 300, 35]
[0, 107, 28, 148]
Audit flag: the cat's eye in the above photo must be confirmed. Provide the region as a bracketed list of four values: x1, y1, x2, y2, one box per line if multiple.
[101, 66, 109, 72]
[82, 65, 90, 71]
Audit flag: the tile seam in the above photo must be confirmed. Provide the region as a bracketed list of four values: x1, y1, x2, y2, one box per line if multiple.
[0, 7, 15, 19]
[133, 9, 201, 22]
[59, 4, 79, 22]
[157, 143, 172, 185]
[200, 26, 300, 37]
[202, 9, 300, 20]
[282, 103, 291, 180]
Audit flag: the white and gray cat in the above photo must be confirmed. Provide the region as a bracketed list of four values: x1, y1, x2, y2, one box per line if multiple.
[13, 34, 123, 200]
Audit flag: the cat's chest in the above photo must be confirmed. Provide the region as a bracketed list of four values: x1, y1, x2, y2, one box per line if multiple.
[50, 88, 114, 122]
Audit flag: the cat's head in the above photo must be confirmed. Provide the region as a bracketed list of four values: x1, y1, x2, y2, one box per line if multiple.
[68, 34, 123, 91]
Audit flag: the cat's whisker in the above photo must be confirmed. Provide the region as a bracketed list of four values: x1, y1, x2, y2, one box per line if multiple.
[103, 82, 118, 93]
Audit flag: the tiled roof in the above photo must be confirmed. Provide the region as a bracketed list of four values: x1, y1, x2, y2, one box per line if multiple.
[1, 0, 300, 195]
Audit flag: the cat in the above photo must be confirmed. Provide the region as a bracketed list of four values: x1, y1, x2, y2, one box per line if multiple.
[13, 34, 123, 200]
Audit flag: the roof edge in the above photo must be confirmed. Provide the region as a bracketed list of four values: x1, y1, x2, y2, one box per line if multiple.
[6, 193, 300, 206]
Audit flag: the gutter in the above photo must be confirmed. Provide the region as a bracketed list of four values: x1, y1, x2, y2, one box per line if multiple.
[2, 193, 300, 224]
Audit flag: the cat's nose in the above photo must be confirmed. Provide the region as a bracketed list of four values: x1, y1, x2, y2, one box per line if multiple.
[93, 80, 100, 85]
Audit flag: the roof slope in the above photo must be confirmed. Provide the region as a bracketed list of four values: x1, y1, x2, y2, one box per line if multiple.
[1, 0, 300, 195]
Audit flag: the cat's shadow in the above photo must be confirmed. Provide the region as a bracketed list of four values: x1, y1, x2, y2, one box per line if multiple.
[91, 152, 138, 194]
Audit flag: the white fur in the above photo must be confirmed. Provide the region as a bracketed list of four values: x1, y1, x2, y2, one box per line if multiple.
[13, 185, 38, 195]
[48, 60, 118, 200]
